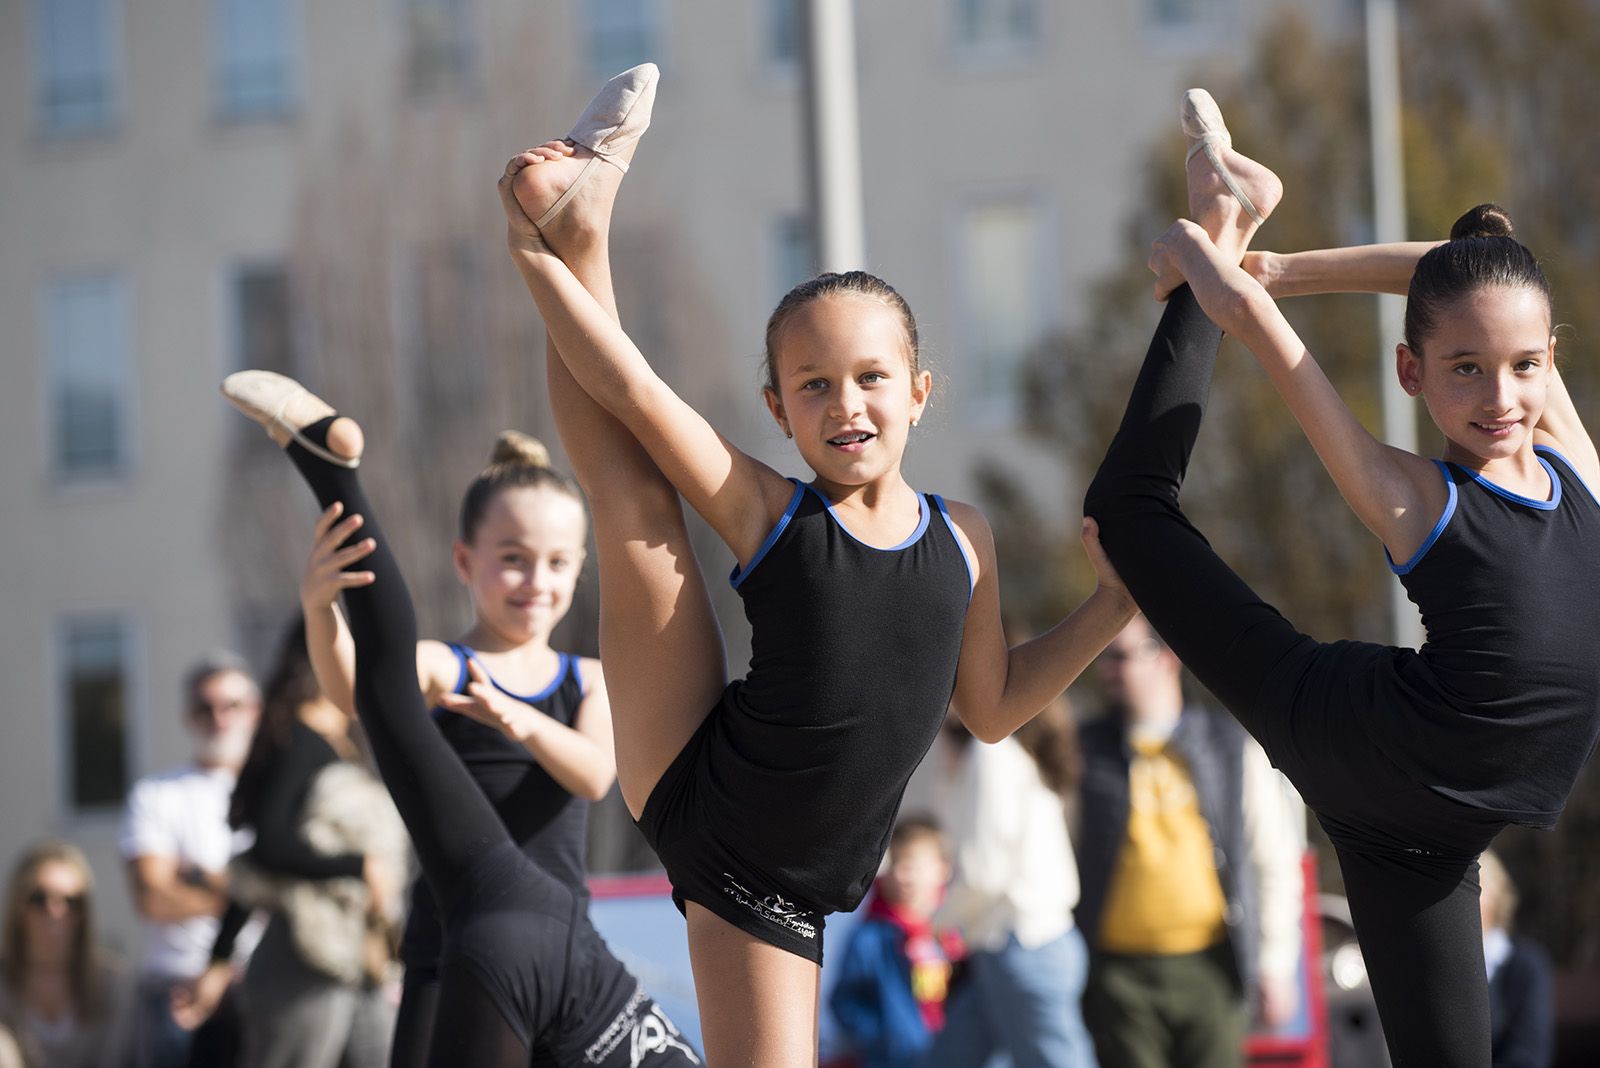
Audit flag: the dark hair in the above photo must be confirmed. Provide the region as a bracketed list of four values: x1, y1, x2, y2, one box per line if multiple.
[888, 812, 947, 857]
[1013, 697, 1083, 798]
[1404, 204, 1550, 352]
[229, 616, 320, 829]
[457, 431, 583, 544]
[761, 271, 921, 392]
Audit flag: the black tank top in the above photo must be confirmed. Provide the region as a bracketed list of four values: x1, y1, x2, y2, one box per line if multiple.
[432, 646, 591, 889]
[1373, 445, 1600, 825]
[400, 648, 593, 971]
[709, 480, 973, 912]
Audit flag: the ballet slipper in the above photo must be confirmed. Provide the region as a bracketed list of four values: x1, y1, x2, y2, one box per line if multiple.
[221, 370, 359, 468]
[1182, 88, 1265, 226]
[535, 62, 660, 229]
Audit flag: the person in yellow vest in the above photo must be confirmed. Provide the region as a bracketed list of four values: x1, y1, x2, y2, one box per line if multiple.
[1076, 618, 1304, 1068]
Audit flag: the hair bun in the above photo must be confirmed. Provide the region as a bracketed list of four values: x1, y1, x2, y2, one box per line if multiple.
[1450, 203, 1515, 241]
[488, 430, 551, 469]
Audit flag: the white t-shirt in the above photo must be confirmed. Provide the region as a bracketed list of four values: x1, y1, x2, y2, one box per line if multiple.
[937, 736, 1081, 952]
[119, 763, 260, 980]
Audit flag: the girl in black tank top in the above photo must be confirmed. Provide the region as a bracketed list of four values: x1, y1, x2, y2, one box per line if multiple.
[499, 69, 1140, 1062]
[1088, 93, 1598, 1067]
[298, 432, 620, 1064]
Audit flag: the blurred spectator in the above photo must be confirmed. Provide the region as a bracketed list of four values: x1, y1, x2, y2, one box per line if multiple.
[1077, 618, 1304, 1068]
[120, 653, 261, 1068]
[1480, 849, 1554, 1068]
[829, 815, 963, 1068]
[926, 701, 1097, 1068]
[172, 618, 403, 1068]
[0, 839, 136, 1066]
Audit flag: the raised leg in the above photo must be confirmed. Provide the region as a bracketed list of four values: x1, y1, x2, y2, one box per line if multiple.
[507, 123, 728, 821]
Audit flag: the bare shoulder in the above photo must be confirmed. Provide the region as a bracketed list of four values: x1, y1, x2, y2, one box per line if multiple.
[576, 656, 608, 697]
[938, 498, 995, 567]
[416, 639, 461, 696]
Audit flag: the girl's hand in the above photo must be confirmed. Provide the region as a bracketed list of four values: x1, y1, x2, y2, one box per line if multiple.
[362, 854, 397, 920]
[1082, 517, 1132, 604]
[497, 147, 569, 258]
[436, 658, 541, 743]
[170, 962, 232, 1031]
[299, 502, 376, 611]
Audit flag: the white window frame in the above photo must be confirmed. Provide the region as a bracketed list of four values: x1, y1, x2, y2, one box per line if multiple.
[31, 0, 124, 137]
[212, 0, 303, 121]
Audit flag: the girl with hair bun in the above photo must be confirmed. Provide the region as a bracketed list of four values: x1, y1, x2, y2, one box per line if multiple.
[1091, 89, 1599, 1067]
[295, 426, 659, 1064]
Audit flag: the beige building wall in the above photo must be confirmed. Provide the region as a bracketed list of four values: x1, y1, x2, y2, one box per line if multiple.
[0, 0, 1339, 956]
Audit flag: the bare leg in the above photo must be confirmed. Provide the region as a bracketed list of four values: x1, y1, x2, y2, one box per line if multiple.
[507, 91, 821, 1059]
[686, 905, 821, 1068]
[508, 144, 727, 822]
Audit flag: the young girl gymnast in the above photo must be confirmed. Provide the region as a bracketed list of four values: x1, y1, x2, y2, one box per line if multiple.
[298, 430, 617, 1065]
[1087, 90, 1599, 1067]
[499, 65, 1136, 1063]
[222, 378, 702, 1067]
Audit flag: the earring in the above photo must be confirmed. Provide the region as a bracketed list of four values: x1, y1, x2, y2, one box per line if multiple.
[911, 418, 919, 428]
[785, 429, 793, 439]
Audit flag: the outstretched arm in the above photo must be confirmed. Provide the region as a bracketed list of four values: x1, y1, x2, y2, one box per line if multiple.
[497, 160, 795, 565]
[945, 508, 1137, 743]
[300, 503, 459, 717]
[1245, 241, 1442, 298]
[1152, 220, 1448, 561]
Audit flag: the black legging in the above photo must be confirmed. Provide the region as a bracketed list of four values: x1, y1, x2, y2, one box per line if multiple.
[1084, 289, 1505, 1068]
[284, 421, 700, 1068]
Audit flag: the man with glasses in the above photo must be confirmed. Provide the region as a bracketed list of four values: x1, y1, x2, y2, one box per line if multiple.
[1075, 618, 1305, 1068]
[120, 653, 262, 1067]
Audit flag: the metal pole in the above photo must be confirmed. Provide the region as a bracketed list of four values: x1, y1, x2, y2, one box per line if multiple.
[799, 0, 866, 273]
[1366, 0, 1424, 649]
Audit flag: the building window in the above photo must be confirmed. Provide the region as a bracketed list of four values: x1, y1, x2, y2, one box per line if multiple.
[1147, 0, 1231, 32]
[953, 0, 1038, 53]
[771, 213, 814, 303]
[33, 0, 119, 135]
[232, 264, 297, 375]
[61, 616, 132, 810]
[766, 0, 800, 65]
[214, 0, 299, 119]
[44, 272, 131, 480]
[405, 0, 475, 98]
[955, 196, 1051, 413]
[403, 242, 486, 413]
[585, 0, 660, 80]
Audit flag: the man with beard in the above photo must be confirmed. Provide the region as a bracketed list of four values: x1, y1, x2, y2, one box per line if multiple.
[1076, 619, 1305, 1068]
[121, 653, 262, 1067]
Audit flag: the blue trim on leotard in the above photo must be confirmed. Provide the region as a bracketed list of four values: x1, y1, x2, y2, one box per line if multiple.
[730, 479, 807, 589]
[805, 483, 931, 551]
[1535, 444, 1600, 508]
[1457, 455, 1561, 511]
[1387, 461, 1458, 576]
[436, 644, 571, 707]
[933, 494, 976, 596]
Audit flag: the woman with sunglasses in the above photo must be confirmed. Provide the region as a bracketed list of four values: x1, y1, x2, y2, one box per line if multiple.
[0, 840, 137, 1067]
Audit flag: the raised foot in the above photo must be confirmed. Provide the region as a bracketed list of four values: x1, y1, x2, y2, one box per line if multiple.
[507, 62, 659, 253]
[1182, 88, 1282, 255]
[221, 370, 363, 466]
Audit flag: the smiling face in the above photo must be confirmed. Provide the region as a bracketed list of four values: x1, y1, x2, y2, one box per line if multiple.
[453, 485, 587, 645]
[763, 293, 931, 489]
[1398, 284, 1555, 470]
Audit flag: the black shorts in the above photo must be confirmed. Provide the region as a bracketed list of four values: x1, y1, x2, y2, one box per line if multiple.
[637, 712, 828, 965]
[444, 842, 700, 1064]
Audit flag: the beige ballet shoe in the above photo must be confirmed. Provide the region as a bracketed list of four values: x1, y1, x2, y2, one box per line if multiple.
[221, 370, 359, 468]
[535, 62, 660, 229]
[1182, 88, 1265, 226]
